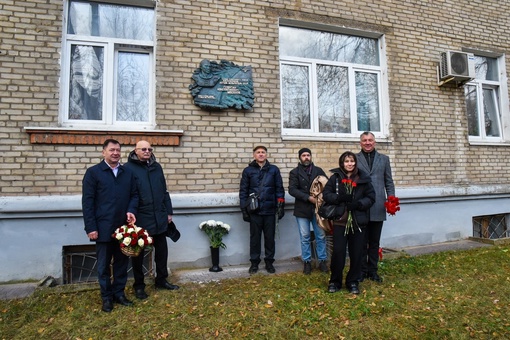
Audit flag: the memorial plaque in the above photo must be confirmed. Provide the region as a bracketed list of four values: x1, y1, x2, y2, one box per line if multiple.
[189, 59, 254, 110]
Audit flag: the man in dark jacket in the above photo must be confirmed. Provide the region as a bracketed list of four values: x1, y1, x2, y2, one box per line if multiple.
[82, 139, 139, 312]
[240, 146, 285, 274]
[124, 140, 179, 299]
[288, 148, 328, 274]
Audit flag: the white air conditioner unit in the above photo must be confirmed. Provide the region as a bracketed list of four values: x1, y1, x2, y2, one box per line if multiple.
[439, 50, 475, 81]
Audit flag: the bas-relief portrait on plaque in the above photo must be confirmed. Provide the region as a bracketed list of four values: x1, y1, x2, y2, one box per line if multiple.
[189, 59, 254, 111]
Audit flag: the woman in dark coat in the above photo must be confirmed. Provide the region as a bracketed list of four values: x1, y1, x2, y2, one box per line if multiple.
[322, 151, 375, 294]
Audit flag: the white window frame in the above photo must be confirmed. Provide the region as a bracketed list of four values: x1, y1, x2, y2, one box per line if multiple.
[464, 52, 509, 145]
[279, 20, 390, 141]
[59, 0, 156, 130]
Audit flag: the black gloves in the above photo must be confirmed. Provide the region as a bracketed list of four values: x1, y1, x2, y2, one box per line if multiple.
[242, 209, 251, 222]
[337, 193, 353, 203]
[346, 200, 360, 211]
[277, 201, 285, 220]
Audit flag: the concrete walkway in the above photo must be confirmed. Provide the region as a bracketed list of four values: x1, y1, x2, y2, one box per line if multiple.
[0, 239, 493, 300]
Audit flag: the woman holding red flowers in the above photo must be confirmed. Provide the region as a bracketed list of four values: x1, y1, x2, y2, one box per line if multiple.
[323, 151, 375, 294]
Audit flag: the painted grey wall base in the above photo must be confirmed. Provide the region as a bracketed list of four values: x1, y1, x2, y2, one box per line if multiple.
[1, 186, 509, 282]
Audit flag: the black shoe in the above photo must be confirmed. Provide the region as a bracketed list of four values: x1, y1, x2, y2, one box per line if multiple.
[102, 299, 113, 312]
[303, 261, 312, 275]
[265, 262, 275, 274]
[135, 288, 149, 300]
[114, 295, 133, 306]
[319, 260, 329, 273]
[328, 283, 340, 293]
[358, 272, 368, 283]
[248, 264, 258, 274]
[155, 281, 180, 290]
[347, 283, 360, 295]
[368, 273, 383, 283]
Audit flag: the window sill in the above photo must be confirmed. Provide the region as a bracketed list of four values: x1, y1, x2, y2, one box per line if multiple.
[24, 127, 184, 146]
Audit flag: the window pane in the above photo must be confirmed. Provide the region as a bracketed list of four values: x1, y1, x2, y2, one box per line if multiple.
[116, 51, 150, 122]
[279, 26, 379, 65]
[464, 85, 479, 136]
[483, 88, 500, 137]
[68, 45, 104, 120]
[355, 72, 380, 132]
[317, 64, 350, 133]
[281, 64, 310, 129]
[68, 1, 154, 41]
[474, 56, 498, 81]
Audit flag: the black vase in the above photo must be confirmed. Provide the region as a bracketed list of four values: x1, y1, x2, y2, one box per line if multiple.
[209, 246, 223, 272]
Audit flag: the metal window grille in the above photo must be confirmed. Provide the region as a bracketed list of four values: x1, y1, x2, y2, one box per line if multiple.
[473, 214, 508, 239]
[62, 245, 153, 284]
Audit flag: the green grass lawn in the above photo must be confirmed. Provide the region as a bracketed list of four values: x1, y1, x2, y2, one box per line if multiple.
[1, 245, 510, 339]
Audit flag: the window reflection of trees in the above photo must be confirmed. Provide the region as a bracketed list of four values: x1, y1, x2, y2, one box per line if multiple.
[464, 85, 479, 136]
[69, 2, 153, 40]
[465, 56, 501, 138]
[356, 72, 380, 132]
[281, 64, 310, 129]
[317, 65, 349, 133]
[66, 1, 154, 124]
[280, 26, 381, 134]
[280, 27, 379, 66]
[68, 45, 104, 120]
[116, 52, 149, 122]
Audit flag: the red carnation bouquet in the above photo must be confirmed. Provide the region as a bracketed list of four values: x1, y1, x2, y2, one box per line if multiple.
[384, 195, 400, 216]
[342, 179, 359, 235]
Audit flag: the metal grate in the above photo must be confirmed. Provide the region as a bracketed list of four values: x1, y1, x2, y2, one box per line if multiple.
[62, 244, 153, 284]
[473, 214, 508, 239]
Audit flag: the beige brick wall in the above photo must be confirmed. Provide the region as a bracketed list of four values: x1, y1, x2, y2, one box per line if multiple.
[1, 0, 510, 196]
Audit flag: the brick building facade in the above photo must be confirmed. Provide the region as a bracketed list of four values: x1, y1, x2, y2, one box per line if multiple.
[1, 0, 509, 282]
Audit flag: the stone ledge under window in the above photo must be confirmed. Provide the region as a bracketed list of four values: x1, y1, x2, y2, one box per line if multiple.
[24, 127, 184, 146]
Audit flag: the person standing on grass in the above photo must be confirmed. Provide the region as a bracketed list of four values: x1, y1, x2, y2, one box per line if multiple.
[124, 140, 179, 301]
[82, 139, 139, 312]
[323, 151, 375, 294]
[288, 148, 329, 275]
[239, 145, 285, 274]
[357, 131, 395, 283]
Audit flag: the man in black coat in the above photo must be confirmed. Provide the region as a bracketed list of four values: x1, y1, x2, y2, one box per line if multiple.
[82, 139, 139, 312]
[288, 148, 329, 274]
[240, 146, 285, 274]
[124, 140, 179, 300]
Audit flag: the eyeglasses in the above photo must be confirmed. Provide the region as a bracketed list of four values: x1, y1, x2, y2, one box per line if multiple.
[137, 148, 153, 152]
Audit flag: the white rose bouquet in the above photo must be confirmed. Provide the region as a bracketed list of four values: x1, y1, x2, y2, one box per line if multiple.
[112, 224, 153, 257]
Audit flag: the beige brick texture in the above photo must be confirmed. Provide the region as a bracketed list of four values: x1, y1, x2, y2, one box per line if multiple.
[1, 0, 510, 195]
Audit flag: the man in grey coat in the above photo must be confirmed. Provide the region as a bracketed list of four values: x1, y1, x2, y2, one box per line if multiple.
[357, 132, 395, 282]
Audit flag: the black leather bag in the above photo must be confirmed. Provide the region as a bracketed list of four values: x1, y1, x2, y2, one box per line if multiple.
[166, 221, 181, 242]
[248, 193, 259, 212]
[318, 178, 344, 220]
[318, 202, 344, 220]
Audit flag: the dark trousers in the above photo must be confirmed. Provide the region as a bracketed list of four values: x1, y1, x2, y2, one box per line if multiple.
[249, 214, 276, 265]
[361, 221, 384, 275]
[329, 224, 364, 288]
[132, 232, 169, 289]
[96, 240, 129, 301]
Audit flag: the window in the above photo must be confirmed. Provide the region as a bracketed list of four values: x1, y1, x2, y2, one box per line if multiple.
[61, 0, 155, 129]
[279, 25, 388, 139]
[464, 55, 506, 142]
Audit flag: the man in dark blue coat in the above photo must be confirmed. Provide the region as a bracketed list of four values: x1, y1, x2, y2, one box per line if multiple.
[124, 140, 179, 300]
[240, 145, 285, 274]
[82, 139, 139, 312]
